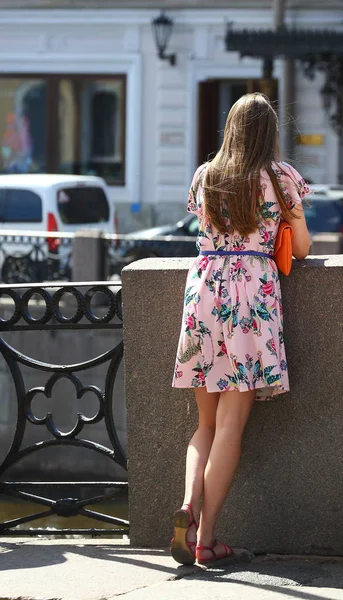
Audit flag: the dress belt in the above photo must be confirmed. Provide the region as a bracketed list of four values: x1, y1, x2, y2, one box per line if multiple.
[199, 250, 273, 260]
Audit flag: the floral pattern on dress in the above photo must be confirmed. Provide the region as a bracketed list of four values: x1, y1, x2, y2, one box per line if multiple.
[172, 161, 311, 401]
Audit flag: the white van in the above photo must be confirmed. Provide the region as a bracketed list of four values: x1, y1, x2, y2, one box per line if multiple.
[0, 174, 117, 283]
[0, 174, 115, 235]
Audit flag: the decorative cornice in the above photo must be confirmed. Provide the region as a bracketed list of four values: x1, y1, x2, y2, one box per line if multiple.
[0, 8, 341, 27]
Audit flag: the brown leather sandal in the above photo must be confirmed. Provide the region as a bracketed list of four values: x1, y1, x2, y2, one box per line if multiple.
[196, 539, 233, 565]
[170, 503, 198, 566]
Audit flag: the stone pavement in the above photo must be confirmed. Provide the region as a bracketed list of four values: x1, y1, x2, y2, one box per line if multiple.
[0, 539, 342, 600]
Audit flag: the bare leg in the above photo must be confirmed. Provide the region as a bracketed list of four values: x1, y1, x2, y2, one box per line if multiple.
[197, 389, 255, 558]
[181, 387, 219, 542]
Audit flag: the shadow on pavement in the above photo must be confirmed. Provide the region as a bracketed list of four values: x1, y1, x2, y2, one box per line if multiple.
[0, 542, 175, 574]
[194, 579, 343, 600]
[182, 555, 343, 592]
[1, 540, 342, 599]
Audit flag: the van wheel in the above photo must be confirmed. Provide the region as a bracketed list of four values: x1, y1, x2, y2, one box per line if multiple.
[1, 256, 39, 284]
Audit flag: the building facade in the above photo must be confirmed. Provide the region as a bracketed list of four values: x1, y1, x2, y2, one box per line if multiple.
[0, 1, 341, 229]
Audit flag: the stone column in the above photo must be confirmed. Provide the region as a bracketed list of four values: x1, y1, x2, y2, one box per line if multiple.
[72, 230, 105, 282]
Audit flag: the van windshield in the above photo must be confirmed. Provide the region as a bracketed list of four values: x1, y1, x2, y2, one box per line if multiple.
[57, 186, 110, 224]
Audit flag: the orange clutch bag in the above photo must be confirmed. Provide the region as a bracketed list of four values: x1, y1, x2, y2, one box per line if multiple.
[274, 221, 294, 276]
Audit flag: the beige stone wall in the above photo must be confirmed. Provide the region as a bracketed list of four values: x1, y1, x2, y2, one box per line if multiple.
[123, 255, 343, 553]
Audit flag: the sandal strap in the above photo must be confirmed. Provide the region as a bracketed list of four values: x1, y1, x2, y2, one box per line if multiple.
[196, 540, 217, 558]
[182, 503, 198, 529]
[196, 539, 217, 551]
[196, 540, 233, 559]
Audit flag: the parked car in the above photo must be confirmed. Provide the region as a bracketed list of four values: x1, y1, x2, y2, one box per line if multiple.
[114, 185, 343, 273]
[113, 214, 199, 272]
[304, 186, 343, 234]
[0, 174, 116, 283]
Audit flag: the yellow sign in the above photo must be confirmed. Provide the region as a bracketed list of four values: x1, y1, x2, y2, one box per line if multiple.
[296, 134, 324, 146]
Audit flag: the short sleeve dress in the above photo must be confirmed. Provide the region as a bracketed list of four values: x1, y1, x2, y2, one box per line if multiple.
[172, 161, 311, 401]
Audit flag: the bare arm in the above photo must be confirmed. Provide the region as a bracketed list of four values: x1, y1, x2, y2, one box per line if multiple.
[277, 163, 312, 260]
[285, 204, 311, 260]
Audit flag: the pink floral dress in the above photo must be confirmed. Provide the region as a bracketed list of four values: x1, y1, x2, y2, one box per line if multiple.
[172, 162, 311, 400]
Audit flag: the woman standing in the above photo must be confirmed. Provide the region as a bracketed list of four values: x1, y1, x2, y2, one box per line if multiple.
[171, 93, 311, 566]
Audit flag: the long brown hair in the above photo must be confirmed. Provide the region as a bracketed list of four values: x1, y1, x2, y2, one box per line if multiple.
[203, 92, 295, 236]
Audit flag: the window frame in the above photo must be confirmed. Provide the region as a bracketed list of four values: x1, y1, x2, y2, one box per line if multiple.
[0, 73, 127, 186]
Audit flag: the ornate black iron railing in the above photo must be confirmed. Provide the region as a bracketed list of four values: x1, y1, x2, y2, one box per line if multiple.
[0, 282, 127, 536]
[0, 231, 73, 284]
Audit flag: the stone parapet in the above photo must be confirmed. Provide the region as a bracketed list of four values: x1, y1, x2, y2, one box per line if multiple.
[123, 255, 343, 554]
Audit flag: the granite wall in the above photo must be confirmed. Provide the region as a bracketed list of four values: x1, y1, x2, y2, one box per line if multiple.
[123, 255, 343, 554]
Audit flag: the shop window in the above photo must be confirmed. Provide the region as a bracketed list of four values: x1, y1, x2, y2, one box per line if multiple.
[0, 75, 126, 185]
[0, 78, 47, 174]
[91, 91, 116, 157]
[58, 77, 126, 184]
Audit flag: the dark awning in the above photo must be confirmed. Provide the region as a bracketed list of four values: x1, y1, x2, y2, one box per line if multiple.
[225, 25, 343, 59]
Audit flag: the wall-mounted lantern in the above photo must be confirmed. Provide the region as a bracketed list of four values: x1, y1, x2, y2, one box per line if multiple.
[152, 11, 176, 66]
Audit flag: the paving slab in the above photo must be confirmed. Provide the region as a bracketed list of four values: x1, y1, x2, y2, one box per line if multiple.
[123, 581, 343, 600]
[123, 555, 343, 600]
[0, 539, 342, 600]
[0, 539, 175, 600]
